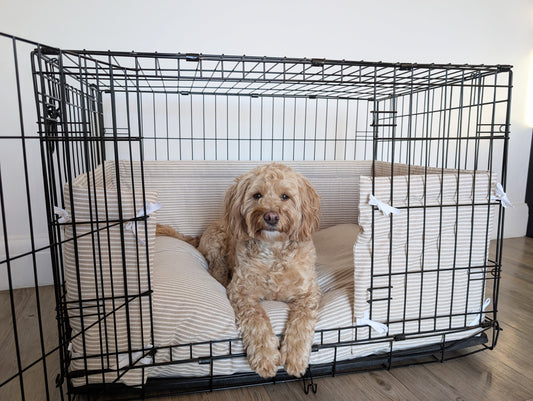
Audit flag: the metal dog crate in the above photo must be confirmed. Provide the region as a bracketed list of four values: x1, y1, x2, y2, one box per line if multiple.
[1, 32, 511, 400]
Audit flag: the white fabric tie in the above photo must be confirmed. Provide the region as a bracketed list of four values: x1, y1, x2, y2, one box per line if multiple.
[125, 202, 162, 245]
[492, 183, 512, 208]
[357, 310, 389, 335]
[468, 298, 491, 327]
[117, 345, 153, 369]
[369, 195, 401, 217]
[54, 206, 71, 224]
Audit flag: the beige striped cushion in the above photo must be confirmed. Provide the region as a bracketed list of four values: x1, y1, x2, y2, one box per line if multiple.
[352, 169, 495, 358]
[147, 223, 359, 378]
[63, 160, 497, 385]
[114, 160, 373, 235]
[64, 163, 158, 386]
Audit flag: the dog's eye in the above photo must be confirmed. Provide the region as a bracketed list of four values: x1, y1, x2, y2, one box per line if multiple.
[281, 194, 290, 201]
[253, 193, 262, 200]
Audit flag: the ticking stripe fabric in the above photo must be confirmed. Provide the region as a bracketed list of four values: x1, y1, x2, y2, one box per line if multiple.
[115, 159, 373, 236]
[352, 167, 496, 357]
[147, 223, 359, 378]
[64, 164, 158, 386]
[62, 160, 497, 386]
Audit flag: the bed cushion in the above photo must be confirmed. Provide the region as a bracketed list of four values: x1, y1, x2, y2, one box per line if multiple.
[147, 223, 360, 379]
[64, 164, 158, 387]
[63, 160, 497, 387]
[351, 171, 495, 358]
[116, 160, 372, 236]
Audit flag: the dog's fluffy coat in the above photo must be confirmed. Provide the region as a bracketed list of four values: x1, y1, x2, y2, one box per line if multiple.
[157, 163, 321, 378]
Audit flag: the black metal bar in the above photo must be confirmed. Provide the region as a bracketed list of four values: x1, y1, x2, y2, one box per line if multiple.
[492, 69, 513, 334]
[108, 51, 135, 372]
[12, 36, 52, 401]
[1, 168, 26, 400]
[32, 44, 70, 401]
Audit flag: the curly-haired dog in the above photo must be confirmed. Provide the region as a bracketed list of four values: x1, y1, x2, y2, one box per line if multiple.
[157, 163, 321, 378]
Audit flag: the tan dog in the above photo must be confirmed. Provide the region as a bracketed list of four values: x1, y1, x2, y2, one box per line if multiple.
[157, 163, 321, 378]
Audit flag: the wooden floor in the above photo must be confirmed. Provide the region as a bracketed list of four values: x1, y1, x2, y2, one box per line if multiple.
[2, 236, 533, 401]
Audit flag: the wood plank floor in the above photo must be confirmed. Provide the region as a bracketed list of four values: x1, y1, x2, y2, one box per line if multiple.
[2, 236, 533, 401]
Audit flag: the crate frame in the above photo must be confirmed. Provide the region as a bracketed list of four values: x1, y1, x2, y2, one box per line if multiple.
[0, 32, 512, 400]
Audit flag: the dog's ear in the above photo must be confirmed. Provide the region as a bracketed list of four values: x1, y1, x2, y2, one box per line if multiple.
[294, 176, 320, 241]
[223, 177, 248, 240]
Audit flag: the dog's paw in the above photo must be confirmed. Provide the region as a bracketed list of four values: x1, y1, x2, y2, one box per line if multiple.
[280, 344, 309, 378]
[248, 347, 280, 378]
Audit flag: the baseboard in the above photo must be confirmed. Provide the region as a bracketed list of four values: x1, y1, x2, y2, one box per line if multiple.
[0, 234, 53, 291]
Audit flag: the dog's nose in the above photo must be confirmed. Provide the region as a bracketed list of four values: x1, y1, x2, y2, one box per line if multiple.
[263, 211, 279, 226]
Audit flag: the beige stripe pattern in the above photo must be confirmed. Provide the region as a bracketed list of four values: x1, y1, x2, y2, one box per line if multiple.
[353, 167, 496, 357]
[115, 159, 373, 235]
[146, 224, 358, 379]
[64, 163, 157, 386]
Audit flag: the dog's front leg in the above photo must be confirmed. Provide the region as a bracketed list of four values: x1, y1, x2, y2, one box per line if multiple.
[280, 283, 320, 377]
[228, 285, 280, 378]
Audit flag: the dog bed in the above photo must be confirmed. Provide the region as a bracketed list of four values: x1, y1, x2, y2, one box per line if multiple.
[61, 160, 496, 387]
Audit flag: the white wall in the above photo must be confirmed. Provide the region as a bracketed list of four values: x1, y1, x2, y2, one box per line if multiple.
[1, 0, 532, 289]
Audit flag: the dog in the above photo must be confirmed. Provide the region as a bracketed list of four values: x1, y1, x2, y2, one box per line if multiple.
[157, 163, 321, 378]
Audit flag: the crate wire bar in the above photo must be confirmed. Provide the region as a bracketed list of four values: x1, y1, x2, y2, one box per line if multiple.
[0, 32, 511, 400]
